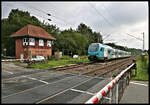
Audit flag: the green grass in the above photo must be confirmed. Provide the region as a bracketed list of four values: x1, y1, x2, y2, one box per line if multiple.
[131, 55, 149, 81]
[26, 55, 89, 69]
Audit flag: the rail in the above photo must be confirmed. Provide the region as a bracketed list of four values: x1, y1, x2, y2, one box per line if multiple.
[85, 63, 135, 104]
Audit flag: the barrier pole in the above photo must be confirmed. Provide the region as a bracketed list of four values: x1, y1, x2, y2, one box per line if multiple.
[85, 63, 135, 104]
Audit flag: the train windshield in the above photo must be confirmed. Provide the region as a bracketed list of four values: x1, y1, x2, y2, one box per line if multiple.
[89, 43, 99, 52]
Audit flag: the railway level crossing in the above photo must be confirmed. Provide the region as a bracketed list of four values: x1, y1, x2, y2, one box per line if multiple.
[2, 61, 136, 103]
[2, 68, 110, 103]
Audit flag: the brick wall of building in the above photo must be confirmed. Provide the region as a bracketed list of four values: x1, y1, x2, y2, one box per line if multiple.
[15, 38, 52, 59]
[15, 39, 28, 59]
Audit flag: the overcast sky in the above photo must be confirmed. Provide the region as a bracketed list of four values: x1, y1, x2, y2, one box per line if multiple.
[2, 1, 149, 50]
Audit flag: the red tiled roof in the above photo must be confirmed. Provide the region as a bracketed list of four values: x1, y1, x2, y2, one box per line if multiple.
[10, 24, 56, 40]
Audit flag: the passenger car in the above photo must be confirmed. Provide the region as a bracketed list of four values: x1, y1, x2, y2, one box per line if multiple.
[29, 56, 45, 62]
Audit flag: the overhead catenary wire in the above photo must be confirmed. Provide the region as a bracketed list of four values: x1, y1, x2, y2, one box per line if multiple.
[88, 2, 144, 44]
[2, 3, 51, 24]
[103, 34, 111, 41]
[88, 2, 119, 42]
[8, 3, 73, 27]
[4, 3, 72, 26]
[101, 4, 117, 25]
[99, 4, 141, 41]
[125, 33, 143, 41]
[26, 3, 109, 38]
[87, 2, 115, 41]
[25, 4, 73, 25]
[88, 2, 115, 28]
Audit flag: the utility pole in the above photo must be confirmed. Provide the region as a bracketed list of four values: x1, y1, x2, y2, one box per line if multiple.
[142, 32, 144, 51]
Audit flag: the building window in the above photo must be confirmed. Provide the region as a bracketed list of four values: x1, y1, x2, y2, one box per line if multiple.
[23, 38, 28, 46]
[39, 39, 44, 46]
[47, 40, 51, 47]
[29, 38, 35, 46]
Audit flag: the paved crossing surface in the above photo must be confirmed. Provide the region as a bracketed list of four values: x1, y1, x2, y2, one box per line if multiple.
[2, 63, 110, 103]
[120, 80, 149, 104]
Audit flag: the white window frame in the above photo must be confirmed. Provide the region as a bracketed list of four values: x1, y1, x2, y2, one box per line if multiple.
[47, 40, 52, 47]
[39, 39, 44, 46]
[23, 38, 28, 46]
[29, 38, 35, 46]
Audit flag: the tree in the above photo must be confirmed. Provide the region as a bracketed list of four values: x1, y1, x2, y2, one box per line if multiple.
[92, 31, 103, 43]
[76, 23, 93, 43]
[42, 24, 60, 37]
[76, 23, 103, 49]
[53, 29, 88, 55]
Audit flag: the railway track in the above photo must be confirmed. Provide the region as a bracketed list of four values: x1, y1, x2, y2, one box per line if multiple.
[52, 61, 96, 71]
[52, 56, 138, 78]
[86, 58, 133, 77]
[83, 58, 133, 75]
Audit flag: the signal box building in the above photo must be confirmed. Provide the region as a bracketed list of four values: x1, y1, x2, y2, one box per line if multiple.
[10, 24, 56, 59]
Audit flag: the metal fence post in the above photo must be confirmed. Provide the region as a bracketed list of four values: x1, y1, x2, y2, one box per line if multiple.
[109, 77, 113, 103]
[109, 88, 112, 103]
[115, 83, 119, 103]
[129, 71, 131, 81]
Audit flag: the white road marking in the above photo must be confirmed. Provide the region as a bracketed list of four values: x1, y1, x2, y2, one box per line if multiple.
[70, 88, 95, 95]
[4, 71, 13, 74]
[130, 81, 148, 87]
[22, 75, 49, 84]
[36, 77, 93, 104]
[38, 80, 49, 84]
[2, 75, 78, 99]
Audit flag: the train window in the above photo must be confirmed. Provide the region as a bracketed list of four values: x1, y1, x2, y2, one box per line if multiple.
[89, 43, 99, 52]
[108, 50, 111, 54]
[100, 48, 103, 51]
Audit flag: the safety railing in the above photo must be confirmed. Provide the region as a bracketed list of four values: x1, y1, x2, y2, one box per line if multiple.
[85, 63, 136, 104]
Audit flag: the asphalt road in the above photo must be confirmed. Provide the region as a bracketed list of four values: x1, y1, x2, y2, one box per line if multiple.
[120, 80, 149, 104]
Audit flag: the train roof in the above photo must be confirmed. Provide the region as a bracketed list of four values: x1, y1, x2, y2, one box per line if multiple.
[90, 43, 113, 49]
[90, 43, 130, 53]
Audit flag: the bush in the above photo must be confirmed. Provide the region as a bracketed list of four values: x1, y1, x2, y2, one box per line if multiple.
[48, 55, 55, 60]
[61, 56, 72, 60]
[131, 55, 149, 81]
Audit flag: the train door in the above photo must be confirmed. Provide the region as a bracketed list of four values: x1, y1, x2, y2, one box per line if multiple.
[104, 48, 108, 59]
[112, 49, 115, 59]
[108, 49, 112, 59]
[115, 49, 118, 58]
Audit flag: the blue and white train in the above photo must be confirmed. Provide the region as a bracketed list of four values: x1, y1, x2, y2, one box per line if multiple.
[88, 43, 131, 61]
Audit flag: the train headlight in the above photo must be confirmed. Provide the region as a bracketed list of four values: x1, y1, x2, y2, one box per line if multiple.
[96, 53, 99, 56]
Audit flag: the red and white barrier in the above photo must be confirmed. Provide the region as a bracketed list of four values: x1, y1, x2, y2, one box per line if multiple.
[85, 63, 135, 104]
[1, 59, 25, 62]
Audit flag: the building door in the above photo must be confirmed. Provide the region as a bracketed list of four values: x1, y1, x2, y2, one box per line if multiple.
[29, 50, 32, 59]
[20, 54, 24, 59]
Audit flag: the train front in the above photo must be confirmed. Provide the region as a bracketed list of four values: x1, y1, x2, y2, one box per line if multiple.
[88, 43, 100, 61]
